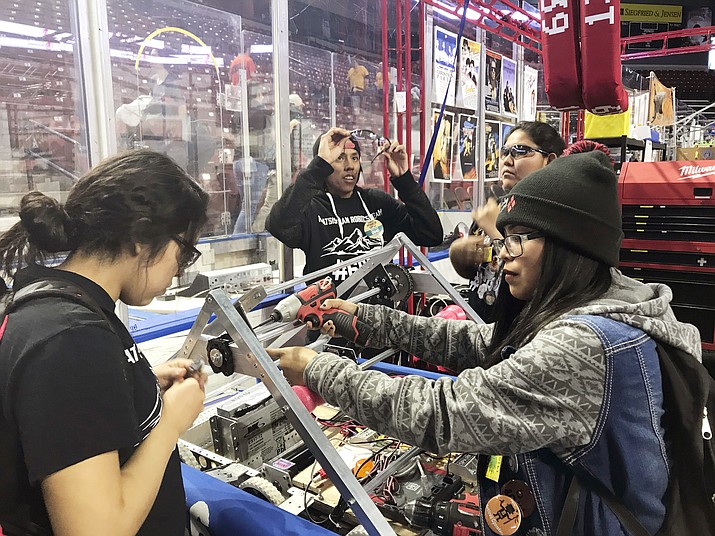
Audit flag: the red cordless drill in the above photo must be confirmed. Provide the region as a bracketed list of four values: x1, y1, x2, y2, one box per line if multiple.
[263, 277, 373, 346]
[403, 491, 482, 536]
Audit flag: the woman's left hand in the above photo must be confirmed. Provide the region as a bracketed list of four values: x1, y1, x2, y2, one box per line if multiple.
[153, 358, 207, 392]
[382, 141, 409, 177]
[266, 346, 318, 386]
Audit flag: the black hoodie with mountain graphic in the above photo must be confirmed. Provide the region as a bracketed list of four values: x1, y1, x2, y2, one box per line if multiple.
[266, 156, 443, 282]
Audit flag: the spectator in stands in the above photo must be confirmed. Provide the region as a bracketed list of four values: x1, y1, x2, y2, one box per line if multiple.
[449, 121, 565, 321]
[347, 58, 369, 113]
[266, 128, 442, 283]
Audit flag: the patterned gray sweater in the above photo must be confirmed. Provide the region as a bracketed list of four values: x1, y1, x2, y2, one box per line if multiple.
[304, 270, 702, 456]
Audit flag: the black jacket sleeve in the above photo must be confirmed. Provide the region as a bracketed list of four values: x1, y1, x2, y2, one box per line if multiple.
[265, 156, 332, 248]
[381, 171, 443, 246]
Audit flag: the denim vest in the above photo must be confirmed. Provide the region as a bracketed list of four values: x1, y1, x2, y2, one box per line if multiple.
[478, 315, 669, 536]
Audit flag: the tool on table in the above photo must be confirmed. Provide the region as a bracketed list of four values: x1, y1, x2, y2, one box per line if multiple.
[256, 277, 373, 346]
[403, 490, 483, 536]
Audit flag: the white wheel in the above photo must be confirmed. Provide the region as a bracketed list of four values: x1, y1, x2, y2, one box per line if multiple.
[238, 476, 284, 505]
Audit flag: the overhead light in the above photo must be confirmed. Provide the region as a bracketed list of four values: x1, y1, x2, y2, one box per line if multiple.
[250, 44, 272, 54]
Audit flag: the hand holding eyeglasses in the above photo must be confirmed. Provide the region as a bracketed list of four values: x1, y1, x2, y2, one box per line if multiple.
[318, 127, 353, 164]
[380, 141, 409, 177]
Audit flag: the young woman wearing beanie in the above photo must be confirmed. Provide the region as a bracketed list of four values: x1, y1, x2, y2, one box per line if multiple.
[450, 120, 566, 322]
[0, 149, 209, 535]
[270, 151, 702, 535]
[266, 127, 443, 283]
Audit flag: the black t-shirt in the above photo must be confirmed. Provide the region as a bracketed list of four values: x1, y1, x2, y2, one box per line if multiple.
[0, 266, 185, 535]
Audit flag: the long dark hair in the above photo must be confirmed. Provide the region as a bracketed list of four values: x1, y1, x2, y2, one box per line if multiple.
[0, 149, 208, 279]
[483, 239, 613, 367]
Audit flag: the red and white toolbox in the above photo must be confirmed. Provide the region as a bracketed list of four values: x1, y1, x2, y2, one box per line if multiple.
[618, 160, 715, 351]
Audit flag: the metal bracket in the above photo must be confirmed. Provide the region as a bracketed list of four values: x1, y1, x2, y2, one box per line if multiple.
[180, 291, 396, 536]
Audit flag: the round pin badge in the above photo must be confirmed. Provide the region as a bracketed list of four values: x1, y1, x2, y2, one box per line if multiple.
[364, 219, 384, 240]
[501, 479, 536, 518]
[484, 290, 496, 305]
[484, 494, 522, 535]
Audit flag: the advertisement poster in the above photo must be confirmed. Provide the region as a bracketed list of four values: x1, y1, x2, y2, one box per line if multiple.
[484, 120, 500, 181]
[501, 122, 514, 146]
[522, 66, 538, 121]
[433, 27, 458, 106]
[648, 71, 674, 127]
[501, 58, 517, 116]
[459, 37, 481, 110]
[458, 114, 478, 181]
[432, 110, 455, 182]
[484, 50, 502, 114]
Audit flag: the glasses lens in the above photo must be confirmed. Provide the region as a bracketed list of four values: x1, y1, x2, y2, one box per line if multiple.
[173, 235, 201, 269]
[492, 239, 504, 255]
[500, 145, 511, 158]
[505, 235, 523, 257]
[350, 129, 376, 141]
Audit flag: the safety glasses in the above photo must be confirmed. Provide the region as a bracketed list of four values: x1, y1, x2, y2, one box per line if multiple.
[500, 144, 550, 160]
[350, 129, 391, 163]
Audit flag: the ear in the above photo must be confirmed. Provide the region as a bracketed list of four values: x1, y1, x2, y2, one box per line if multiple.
[547, 153, 558, 164]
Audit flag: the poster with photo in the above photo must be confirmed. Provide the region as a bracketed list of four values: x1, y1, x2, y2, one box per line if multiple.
[432, 110, 455, 182]
[458, 114, 478, 181]
[484, 120, 500, 181]
[523, 66, 538, 121]
[501, 122, 514, 145]
[433, 27, 458, 106]
[501, 58, 517, 117]
[459, 37, 480, 110]
[484, 50, 502, 114]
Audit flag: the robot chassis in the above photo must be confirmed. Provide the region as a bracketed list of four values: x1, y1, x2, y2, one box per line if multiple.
[177, 233, 482, 536]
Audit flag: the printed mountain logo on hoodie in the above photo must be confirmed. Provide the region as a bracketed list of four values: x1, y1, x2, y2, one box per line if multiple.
[322, 228, 382, 257]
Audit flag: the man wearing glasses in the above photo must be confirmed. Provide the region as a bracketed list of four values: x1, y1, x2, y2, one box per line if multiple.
[266, 127, 442, 282]
[449, 121, 565, 321]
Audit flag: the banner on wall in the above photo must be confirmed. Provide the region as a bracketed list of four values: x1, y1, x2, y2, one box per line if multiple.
[433, 27, 458, 106]
[484, 120, 500, 181]
[538, 0, 628, 114]
[648, 72, 675, 126]
[501, 58, 517, 117]
[538, 0, 583, 110]
[522, 66, 538, 121]
[458, 114, 478, 181]
[579, 0, 629, 114]
[432, 110, 455, 182]
[484, 50, 502, 114]
[459, 37, 481, 110]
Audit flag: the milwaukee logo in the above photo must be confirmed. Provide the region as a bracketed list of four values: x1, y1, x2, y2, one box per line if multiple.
[678, 165, 715, 180]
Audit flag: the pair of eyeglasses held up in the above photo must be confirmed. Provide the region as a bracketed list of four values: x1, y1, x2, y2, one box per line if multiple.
[350, 129, 391, 164]
[500, 144, 550, 160]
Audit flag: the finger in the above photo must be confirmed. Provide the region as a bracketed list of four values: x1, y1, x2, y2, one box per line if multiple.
[265, 347, 283, 358]
[320, 298, 341, 310]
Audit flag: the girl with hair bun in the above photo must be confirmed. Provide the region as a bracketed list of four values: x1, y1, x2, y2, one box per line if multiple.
[0, 149, 209, 535]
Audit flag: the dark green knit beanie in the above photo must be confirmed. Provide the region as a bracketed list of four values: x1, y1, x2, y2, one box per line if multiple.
[496, 151, 623, 266]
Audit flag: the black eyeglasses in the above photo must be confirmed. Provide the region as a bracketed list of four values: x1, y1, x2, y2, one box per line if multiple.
[350, 129, 391, 163]
[500, 144, 550, 160]
[492, 231, 544, 258]
[172, 235, 201, 268]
